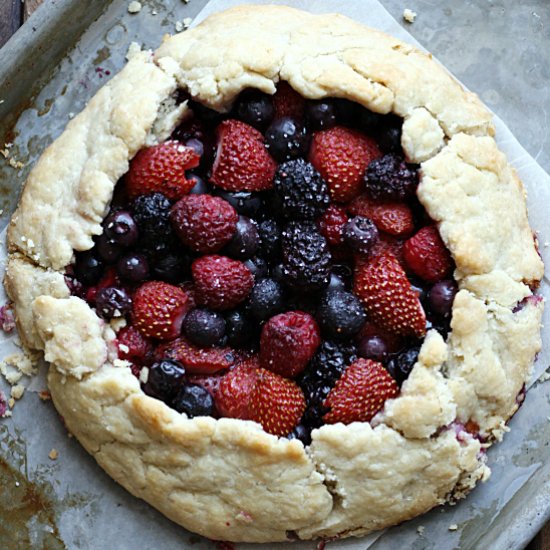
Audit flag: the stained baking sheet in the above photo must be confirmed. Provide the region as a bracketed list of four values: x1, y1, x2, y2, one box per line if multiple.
[0, 0, 549, 548]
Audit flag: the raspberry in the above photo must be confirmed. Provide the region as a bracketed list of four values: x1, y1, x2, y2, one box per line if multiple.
[192, 255, 254, 310]
[260, 311, 320, 378]
[318, 205, 348, 247]
[365, 153, 418, 202]
[281, 222, 331, 291]
[170, 194, 238, 254]
[273, 159, 329, 220]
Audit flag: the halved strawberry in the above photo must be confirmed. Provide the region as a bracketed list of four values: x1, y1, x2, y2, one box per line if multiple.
[354, 250, 426, 337]
[272, 82, 305, 120]
[210, 120, 277, 192]
[248, 368, 306, 436]
[348, 194, 414, 237]
[216, 361, 260, 419]
[132, 281, 192, 340]
[309, 126, 381, 203]
[323, 358, 398, 424]
[403, 225, 454, 283]
[126, 141, 200, 200]
[157, 336, 236, 374]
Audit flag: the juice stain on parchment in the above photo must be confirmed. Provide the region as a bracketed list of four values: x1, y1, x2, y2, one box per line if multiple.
[0, 424, 93, 548]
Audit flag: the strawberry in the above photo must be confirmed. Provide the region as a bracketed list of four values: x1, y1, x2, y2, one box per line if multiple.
[323, 358, 398, 424]
[354, 250, 426, 337]
[132, 281, 192, 340]
[309, 126, 381, 203]
[157, 336, 236, 374]
[403, 225, 454, 283]
[216, 361, 260, 419]
[170, 194, 238, 254]
[260, 311, 321, 378]
[210, 120, 277, 192]
[192, 255, 254, 310]
[248, 368, 306, 436]
[318, 204, 348, 247]
[348, 194, 414, 237]
[126, 141, 200, 200]
[117, 325, 153, 363]
[272, 82, 305, 120]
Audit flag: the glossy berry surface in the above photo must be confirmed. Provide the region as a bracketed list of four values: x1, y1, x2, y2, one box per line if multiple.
[365, 153, 418, 202]
[343, 216, 379, 255]
[183, 308, 226, 347]
[96, 233, 124, 263]
[427, 280, 458, 318]
[234, 89, 275, 131]
[316, 290, 366, 340]
[117, 253, 149, 282]
[188, 173, 210, 195]
[243, 256, 269, 280]
[357, 335, 389, 363]
[151, 253, 190, 284]
[143, 359, 186, 401]
[247, 278, 285, 321]
[305, 100, 337, 131]
[386, 347, 420, 385]
[95, 287, 132, 319]
[74, 251, 104, 286]
[214, 189, 263, 217]
[172, 383, 215, 417]
[265, 117, 309, 162]
[223, 216, 259, 260]
[273, 159, 329, 220]
[257, 219, 282, 262]
[224, 309, 255, 348]
[103, 210, 139, 247]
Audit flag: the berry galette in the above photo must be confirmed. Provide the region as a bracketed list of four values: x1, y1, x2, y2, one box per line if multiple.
[4, 5, 543, 544]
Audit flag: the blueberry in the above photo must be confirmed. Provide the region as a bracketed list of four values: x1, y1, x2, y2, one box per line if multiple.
[152, 254, 191, 284]
[287, 423, 312, 445]
[225, 309, 255, 348]
[184, 137, 204, 158]
[95, 286, 132, 319]
[257, 219, 282, 263]
[334, 99, 360, 127]
[103, 210, 138, 248]
[96, 233, 124, 263]
[117, 253, 150, 282]
[386, 347, 419, 385]
[305, 100, 337, 131]
[343, 216, 379, 255]
[410, 279, 428, 303]
[143, 359, 186, 402]
[358, 107, 383, 133]
[223, 216, 259, 260]
[427, 280, 457, 318]
[214, 189, 263, 217]
[243, 256, 269, 280]
[183, 308, 226, 347]
[188, 99, 222, 128]
[327, 264, 353, 292]
[316, 290, 367, 340]
[234, 89, 275, 131]
[74, 251, 104, 286]
[247, 278, 285, 321]
[377, 115, 403, 153]
[172, 383, 214, 417]
[357, 335, 388, 363]
[265, 117, 309, 162]
[188, 173, 210, 195]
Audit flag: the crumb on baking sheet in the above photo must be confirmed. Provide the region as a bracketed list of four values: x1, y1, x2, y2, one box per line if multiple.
[0, 391, 8, 417]
[128, 1, 142, 14]
[403, 8, 417, 23]
[448, 524, 458, 531]
[417, 525, 425, 535]
[175, 17, 193, 32]
[0, 303, 15, 333]
[11, 384, 25, 400]
[48, 448, 59, 460]
[39, 390, 51, 401]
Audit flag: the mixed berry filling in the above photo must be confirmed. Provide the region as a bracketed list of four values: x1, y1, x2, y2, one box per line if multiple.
[67, 84, 459, 444]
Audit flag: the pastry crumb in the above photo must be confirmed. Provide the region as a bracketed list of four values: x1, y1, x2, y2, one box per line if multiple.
[417, 525, 425, 535]
[48, 448, 59, 460]
[139, 366, 149, 384]
[119, 344, 130, 354]
[113, 358, 132, 368]
[8, 397, 15, 409]
[183, 17, 193, 28]
[175, 21, 184, 32]
[39, 390, 52, 401]
[403, 8, 417, 23]
[448, 523, 458, 531]
[128, 1, 142, 14]
[10, 384, 25, 400]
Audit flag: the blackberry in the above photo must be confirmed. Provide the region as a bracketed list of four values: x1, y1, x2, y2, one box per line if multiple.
[281, 222, 331, 291]
[273, 159, 329, 220]
[257, 219, 282, 263]
[316, 290, 366, 340]
[365, 154, 419, 202]
[386, 347, 419, 385]
[131, 192, 178, 257]
[299, 341, 357, 428]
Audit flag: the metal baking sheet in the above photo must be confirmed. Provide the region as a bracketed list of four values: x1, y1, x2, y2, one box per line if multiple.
[0, 1, 549, 548]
